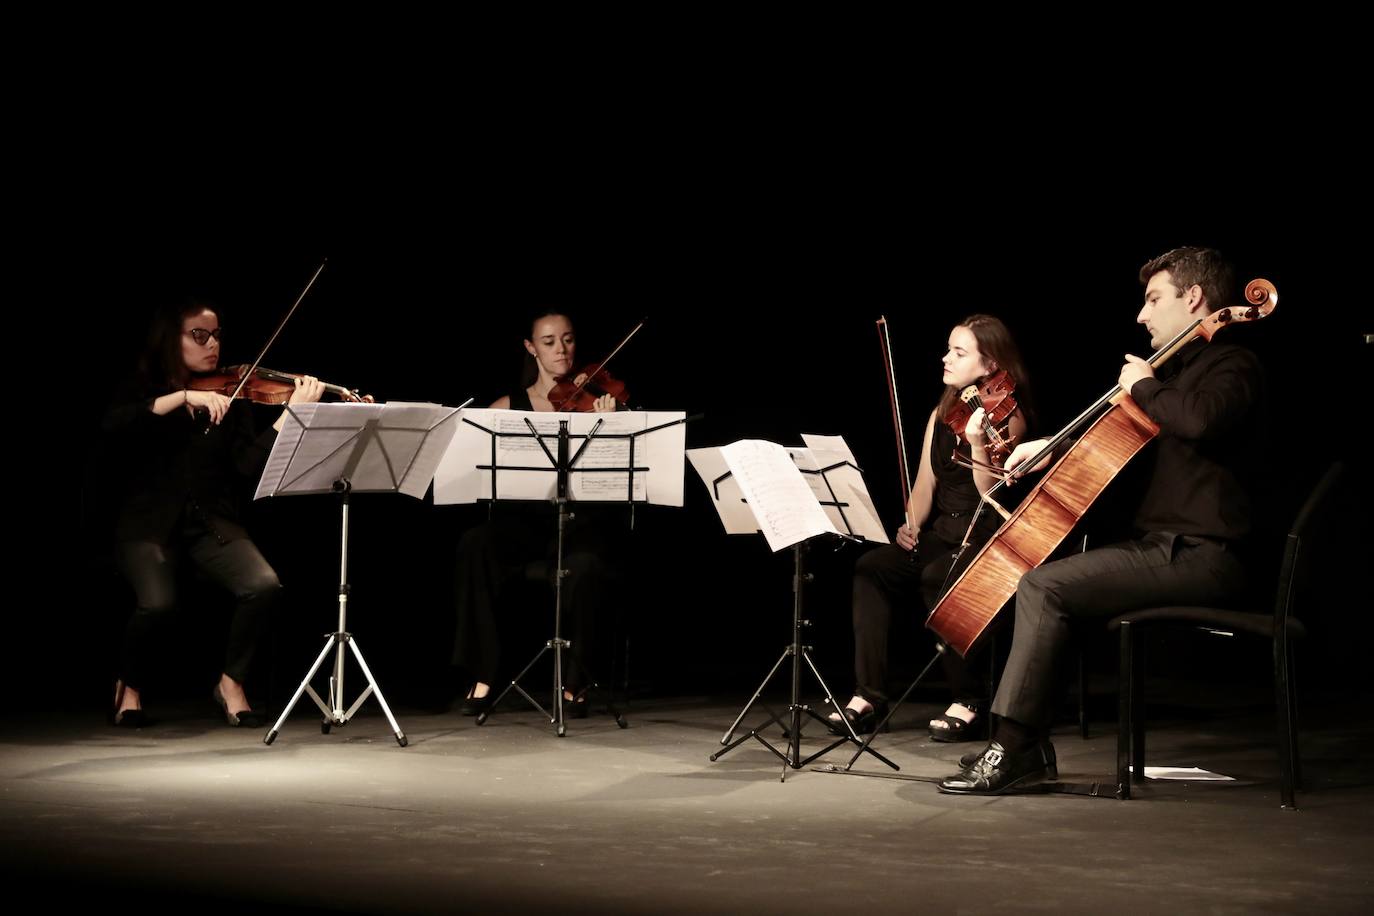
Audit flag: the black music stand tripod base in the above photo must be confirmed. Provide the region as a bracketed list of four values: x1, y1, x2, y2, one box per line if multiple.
[477, 635, 627, 738]
[709, 540, 898, 781]
[475, 493, 627, 737]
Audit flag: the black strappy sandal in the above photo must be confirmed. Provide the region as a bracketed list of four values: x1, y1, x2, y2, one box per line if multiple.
[928, 700, 983, 743]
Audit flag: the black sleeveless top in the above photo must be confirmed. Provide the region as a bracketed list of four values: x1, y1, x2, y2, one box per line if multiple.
[927, 417, 1001, 545]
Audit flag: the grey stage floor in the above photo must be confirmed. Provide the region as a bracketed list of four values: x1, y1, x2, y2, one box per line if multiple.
[2, 690, 1371, 914]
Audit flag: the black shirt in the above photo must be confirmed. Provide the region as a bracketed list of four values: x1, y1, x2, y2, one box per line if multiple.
[102, 380, 278, 544]
[1128, 338, 1266, 541]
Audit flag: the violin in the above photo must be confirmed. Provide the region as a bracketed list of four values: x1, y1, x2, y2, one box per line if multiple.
[189, 364, 374, 405]
[942, 369, 1018, 466]
[547, 318, 644, 412]
[548, 365, 629, 412]
[188, 365, 373, 403]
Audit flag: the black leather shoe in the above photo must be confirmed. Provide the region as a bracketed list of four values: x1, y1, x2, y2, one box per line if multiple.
[938, 740, 1056, 795]
[110, 680, 148, 728]
[212, 684, 266, 728]
[460, 692, 494, 716]
[562, 696, 589, 719]
[824, 703, 888, 736]
[959, 740, 1057, 778]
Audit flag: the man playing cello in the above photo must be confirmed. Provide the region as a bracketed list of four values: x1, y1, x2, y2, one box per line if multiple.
[939, 247, 1268, 795]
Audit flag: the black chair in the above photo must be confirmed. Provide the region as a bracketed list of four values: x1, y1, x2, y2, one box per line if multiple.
[1110, 462, 1344, 809]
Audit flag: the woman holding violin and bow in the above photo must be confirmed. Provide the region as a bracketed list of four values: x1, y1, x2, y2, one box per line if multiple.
[826, 314, 1032, 740]
[453, 310, 633, 717]
[102, 298, 331, 728]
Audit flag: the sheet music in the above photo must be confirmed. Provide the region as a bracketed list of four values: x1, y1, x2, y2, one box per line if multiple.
[687, 447, 758, 535]
[801, 433, 857, 465]
[568, 412, 651, 502]
[719, 439, 839, 552]
[795, 436, 889, 544]
[434, 408, 686, 506]
[256, 401, 461, 499]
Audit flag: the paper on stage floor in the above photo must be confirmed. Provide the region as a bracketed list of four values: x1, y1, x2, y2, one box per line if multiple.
[433, 408, 686, 506]
[256, 401, 462, 500]
[1135, 765, 1237, 781]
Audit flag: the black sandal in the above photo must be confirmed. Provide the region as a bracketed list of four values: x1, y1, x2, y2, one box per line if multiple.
[825, 703, 889, 736]
[928, 701, 983, 743]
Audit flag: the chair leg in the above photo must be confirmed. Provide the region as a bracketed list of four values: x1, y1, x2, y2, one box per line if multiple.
[1117, 620, 1133, 799]
[1079, 646, 1090, 739]
[1287, 640, 1301, 791]
[1131, 625, 1145, 784]
[1275, 631, 1298, 810]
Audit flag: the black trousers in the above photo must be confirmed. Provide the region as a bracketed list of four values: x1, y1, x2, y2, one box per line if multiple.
[851, 527, 987, 706]
[452, 509, 619, 691]
[992, 532, 1246, 730]
[116, 519, 281, 689]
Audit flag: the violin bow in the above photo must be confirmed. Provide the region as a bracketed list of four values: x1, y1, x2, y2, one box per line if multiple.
[557, 316, 646, 406]
[226, 259, 329, 403]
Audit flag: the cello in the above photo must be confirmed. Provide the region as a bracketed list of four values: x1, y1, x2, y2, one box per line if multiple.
[925, 279, 1278, 657]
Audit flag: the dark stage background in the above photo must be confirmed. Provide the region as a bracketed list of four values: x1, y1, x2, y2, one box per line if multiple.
[53, 214, 1370, 720]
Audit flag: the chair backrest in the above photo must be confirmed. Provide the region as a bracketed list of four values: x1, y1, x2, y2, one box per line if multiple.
[1273, 462, 1344, 628]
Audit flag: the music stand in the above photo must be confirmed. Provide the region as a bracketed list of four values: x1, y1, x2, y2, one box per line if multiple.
[434, 408, 690, 736]
[257, 399, 467, 747]
[688, 437, 897, 780]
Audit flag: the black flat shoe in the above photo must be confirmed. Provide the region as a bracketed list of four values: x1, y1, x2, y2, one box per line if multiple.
[928, 701, 984, 743]
[959, 740, 1058, 779]
[824, 703, 888, 736]
[562, 696, 589, 719]
[939, 740, 1056, 795]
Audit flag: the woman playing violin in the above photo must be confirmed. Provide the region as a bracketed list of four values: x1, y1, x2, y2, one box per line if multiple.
[490, 312, 620, 413]
[827, 314, 1032, 740]
[102, 300, 323, 728]
[454, 309, 626, 717]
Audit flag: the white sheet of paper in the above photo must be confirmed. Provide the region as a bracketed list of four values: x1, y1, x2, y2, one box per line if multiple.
[796, 433, 890, 541]
[687, 447, 759, 535]
[256, 401, 462, 499]
[788, 443, 889, 544]
[800, 433, 857, 466]
[719, 439, 839, 552]
[433, 408, 685, 506]
[1136, 765, 1237, 782]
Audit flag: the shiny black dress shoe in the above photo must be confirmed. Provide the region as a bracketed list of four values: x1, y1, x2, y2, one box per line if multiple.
[824, 703, 888, 736]
[939, 740, 1056, 795]
[959, 739, 1057, 779]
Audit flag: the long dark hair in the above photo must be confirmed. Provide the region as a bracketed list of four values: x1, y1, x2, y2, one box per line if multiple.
[137, 298, 220, 391]
[934, 314, 1034, 433]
